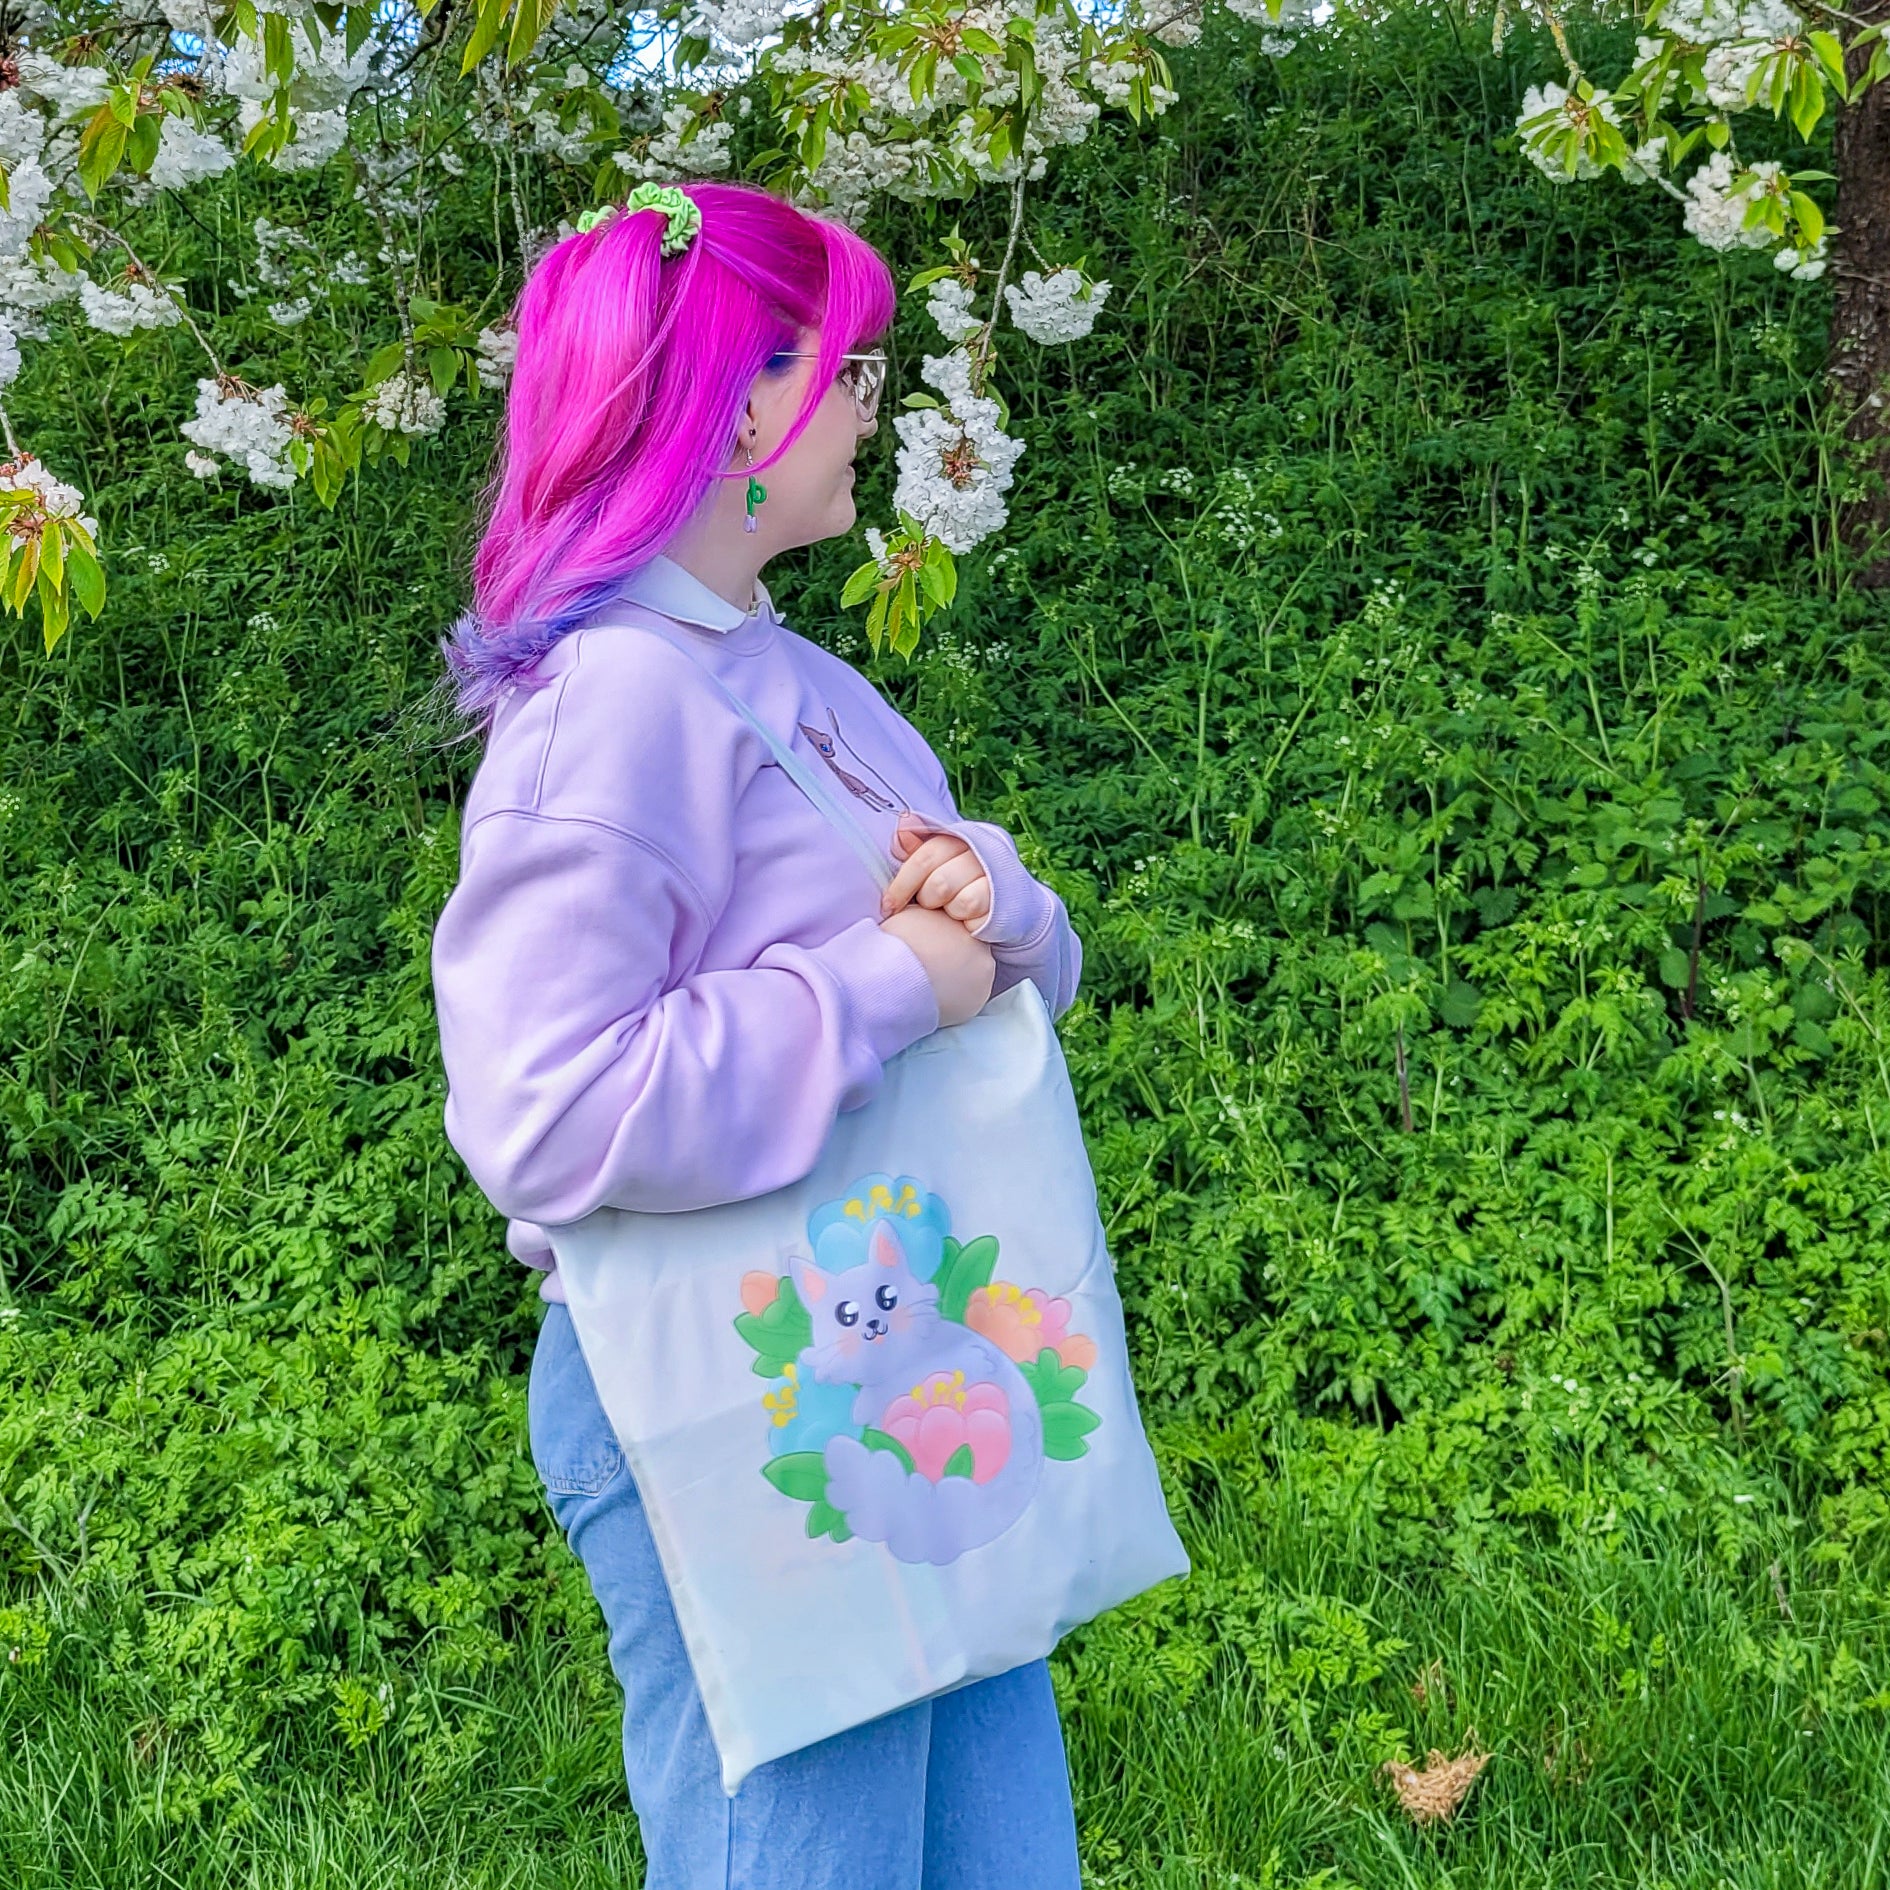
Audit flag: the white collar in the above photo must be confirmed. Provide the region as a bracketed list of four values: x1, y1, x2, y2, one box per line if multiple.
[618, 554, 775, 634]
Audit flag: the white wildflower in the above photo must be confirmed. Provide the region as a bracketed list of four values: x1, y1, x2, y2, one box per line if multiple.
[180, 377, 300, 489]
[222, 20, 376, 173]
[1622, 135, 1669, 186]
[0, 318, 18, 389]
[890, 348, 1026, 554]
[0, 253, 80, 336]
[184, 449, 221, 478]
[80, 277, 183, 337]
[1004, 268, 1111, 344]
[364, 371, 446, 436]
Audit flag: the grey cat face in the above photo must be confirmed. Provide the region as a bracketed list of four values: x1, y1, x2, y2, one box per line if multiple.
[793, 1220, 938, 1385]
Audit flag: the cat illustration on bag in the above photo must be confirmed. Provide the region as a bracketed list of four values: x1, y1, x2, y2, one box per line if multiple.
[734, 1173, 1103, 1568]
[792, 1221, 1044, 1566]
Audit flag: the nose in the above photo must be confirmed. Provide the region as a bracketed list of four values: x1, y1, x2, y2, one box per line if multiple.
[865, 1317, 886, 1339]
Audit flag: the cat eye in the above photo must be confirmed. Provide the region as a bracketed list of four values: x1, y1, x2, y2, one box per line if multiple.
[874, 1284, 898, 1312]
[836, 1301, 859, 1328]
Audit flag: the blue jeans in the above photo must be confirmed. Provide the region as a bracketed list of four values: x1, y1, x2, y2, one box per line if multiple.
[528, 1301, 1084, 1890]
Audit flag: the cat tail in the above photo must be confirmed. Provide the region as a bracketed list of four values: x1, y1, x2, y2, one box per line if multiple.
[822, 1399, 1044, 1566]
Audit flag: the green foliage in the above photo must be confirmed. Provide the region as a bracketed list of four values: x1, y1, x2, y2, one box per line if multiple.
[1, 5, 1886, 1855]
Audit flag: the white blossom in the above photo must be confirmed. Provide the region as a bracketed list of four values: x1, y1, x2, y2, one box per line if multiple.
[223, 20, 376, 172]
[0, 455, 98, 538]
[685, 0, 788, 50]
[14, 53, 112, 118]
[184, 449, 222, 478]
[1517, 82, 1620, 182]
[925, 277, 982, 345]
[1223, 0, 1316, 56]
[0, 157, 54, 260]
[0, 253, 81, 340]
[364, 370, 446, 436]
[146, 116, 237, 192]
[473, 323, 519, 393]
[1004, 268, 1110, 344]
[0, 318, 18, 390]
[1622, 135, 1669, 186]
[613, 104, 735, 182]
[180, 377, 300, 488]
[80, 277, 184, 337]
[1774, 237, 1828, 280]
[890, 348, 1026, 554]
[1681, 151, 1776, 251]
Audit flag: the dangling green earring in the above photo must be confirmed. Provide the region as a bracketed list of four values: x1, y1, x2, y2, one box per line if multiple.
[743, 444, 766, 534]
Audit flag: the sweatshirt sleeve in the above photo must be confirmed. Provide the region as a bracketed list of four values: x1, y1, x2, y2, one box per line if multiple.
[901, 758, 1083, 1021]
[432, 807, 939, 1227]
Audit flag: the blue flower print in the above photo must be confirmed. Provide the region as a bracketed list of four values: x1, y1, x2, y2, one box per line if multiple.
[807, 1173, 951, 1283]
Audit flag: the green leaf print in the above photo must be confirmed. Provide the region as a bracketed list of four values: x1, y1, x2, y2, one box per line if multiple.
[935, 1234, 999, 1323]
[1020, 1349, 1089, 1408]
[762, 1451, 828, 1503]
[861, 1427, 917, 1474]
[735, 1276, 812, 1376]
[805, 1498, 853, 1543]
[1040, 1401, 1101, 1461]
[942, 1444, 976, 1479]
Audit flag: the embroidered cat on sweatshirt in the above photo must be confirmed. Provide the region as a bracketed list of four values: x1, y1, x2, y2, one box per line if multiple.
[791, 1219, 1044, 1565]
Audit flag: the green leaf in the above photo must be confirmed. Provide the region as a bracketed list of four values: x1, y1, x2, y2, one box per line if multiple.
[762, 1451, 828, 1504]
[460, 0, 510, 73]
[935, 1233, 998, 1323]
[63, 531, 105, 618]
[427, 346, 459, 396]
[1440, 980, 1481, 1028]
[1790, 191, 1825, 247]
[841, 558, 884, 608]
[1020, 1350, 1088, 1407]
[861, 1428, 915, 1472]
[805, 1498, 852, 1541]
[942, 1444, 975, 1479]
[1041, 1400, 1101, 1461]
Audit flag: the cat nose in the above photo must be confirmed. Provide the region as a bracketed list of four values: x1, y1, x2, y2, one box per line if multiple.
[865, 1318, 886, 1338]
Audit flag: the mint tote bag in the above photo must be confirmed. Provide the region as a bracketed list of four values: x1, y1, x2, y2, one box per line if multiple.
[547, 623, 1189, 1794]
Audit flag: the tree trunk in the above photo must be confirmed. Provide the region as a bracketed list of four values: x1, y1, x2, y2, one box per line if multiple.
[1832, 5, 1890, 585]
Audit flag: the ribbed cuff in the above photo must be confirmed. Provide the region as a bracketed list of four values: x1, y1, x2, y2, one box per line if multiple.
[911, 817, 1055, 952]
[814, 914, 941, 1065]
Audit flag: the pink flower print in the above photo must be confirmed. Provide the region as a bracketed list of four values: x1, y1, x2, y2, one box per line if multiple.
[740, 1271, 779, 1316]
[966, 1282, 1099, 1373]
[882, 1370, 1012, 1485]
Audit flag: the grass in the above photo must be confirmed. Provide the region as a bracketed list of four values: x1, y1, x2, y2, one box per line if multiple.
[9, 1488, 1889, 1888]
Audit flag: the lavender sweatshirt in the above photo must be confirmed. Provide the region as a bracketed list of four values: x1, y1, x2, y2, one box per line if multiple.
[431, 555, 1083, 1302]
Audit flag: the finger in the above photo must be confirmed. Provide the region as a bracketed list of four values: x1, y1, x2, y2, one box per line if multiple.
[944, 876, 992, 926]
[917, 855, 984, 912]
[881, 836, 968, 914]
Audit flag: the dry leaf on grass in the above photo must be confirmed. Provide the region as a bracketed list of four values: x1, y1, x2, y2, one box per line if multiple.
[1381, 1745, 1490, 1825]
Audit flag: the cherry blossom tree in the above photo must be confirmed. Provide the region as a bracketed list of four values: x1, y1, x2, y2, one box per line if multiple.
[1510, 0, 1890, 576]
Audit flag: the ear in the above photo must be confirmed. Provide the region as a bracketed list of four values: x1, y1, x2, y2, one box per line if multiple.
[790, 1254, 827, 1305]
[869, 1221, 903, 1271]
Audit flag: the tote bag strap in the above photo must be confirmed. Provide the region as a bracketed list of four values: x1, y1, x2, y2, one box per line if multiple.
[610, 614, 897, 894]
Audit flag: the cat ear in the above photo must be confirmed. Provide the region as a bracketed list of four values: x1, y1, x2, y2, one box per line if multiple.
[790, 1254, 827, 1305]
[869, 1221, 903, 1270]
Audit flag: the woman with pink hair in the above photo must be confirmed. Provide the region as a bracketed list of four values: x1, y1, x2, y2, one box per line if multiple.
[431, 181, 1085, 1885]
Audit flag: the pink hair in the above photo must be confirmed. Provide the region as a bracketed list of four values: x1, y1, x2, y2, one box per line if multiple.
[445, 182, 896, 715]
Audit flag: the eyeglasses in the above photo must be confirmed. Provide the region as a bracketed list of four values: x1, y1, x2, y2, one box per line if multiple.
[769, 349, 887, 423]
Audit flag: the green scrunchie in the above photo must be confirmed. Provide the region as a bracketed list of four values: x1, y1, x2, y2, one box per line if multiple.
[576, 184, 701, 259]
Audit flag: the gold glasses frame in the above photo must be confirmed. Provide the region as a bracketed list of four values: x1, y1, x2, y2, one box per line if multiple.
[769, 349, 888, 422]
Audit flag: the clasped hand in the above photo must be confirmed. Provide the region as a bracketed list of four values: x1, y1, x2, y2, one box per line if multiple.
[875, 814, 996, 1028]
